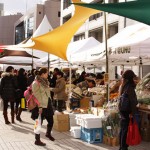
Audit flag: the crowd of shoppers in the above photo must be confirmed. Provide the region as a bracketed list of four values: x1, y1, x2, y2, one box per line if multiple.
[0, 66, 139, 149]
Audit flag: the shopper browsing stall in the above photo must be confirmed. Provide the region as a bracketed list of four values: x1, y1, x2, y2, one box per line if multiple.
[70, 79, 96, 109]
[118, 70, 138, 150]
[50, 71, 67, 112]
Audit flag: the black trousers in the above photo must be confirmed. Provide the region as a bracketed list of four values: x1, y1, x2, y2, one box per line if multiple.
[3, 100, 15, 112]
[54, 100, 65, 112]
[41, 108, 54, 128]
[119, 111, 130, 149]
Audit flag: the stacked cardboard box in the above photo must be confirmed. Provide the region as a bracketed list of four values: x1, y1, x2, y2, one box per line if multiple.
[53, 114, 69, 132]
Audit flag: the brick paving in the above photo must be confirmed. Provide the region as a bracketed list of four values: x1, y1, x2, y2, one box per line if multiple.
[0, 110, 149, 150]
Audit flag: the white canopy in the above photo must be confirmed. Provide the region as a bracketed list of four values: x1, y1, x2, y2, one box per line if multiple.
[25, 15, 53, 58]
[75, 23, 150, 66]
[0, 56, 38, 65]
[2, 15, 53, 59]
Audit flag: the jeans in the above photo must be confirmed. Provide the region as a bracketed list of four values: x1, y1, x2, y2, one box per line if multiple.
[119, 111, 130, 150]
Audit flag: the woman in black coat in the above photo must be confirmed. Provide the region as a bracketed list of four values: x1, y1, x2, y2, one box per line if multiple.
[0, 66, 18, 124]
[118, 70, 138, 150]
[16, 68, 28, 122]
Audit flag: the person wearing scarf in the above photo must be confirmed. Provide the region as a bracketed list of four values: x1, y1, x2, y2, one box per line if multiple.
[32, 68, 54, 146]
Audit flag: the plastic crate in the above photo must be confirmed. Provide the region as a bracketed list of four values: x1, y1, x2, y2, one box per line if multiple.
[81, 127, 103, 143]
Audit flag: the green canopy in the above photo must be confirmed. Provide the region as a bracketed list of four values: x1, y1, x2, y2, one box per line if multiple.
[73, 0, 150, 25]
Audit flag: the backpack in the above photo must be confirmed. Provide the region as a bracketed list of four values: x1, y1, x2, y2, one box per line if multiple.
[24, 81, 40, 110]
[118, 84, 131, 112]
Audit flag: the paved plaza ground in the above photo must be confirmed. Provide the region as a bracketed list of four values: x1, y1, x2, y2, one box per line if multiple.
[0, 110, 149, 150]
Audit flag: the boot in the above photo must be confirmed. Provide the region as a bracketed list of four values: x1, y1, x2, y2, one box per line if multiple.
[45, 125, 55, 141]
[16, 107, 22, 122]
[11, 110, 15, 124]
[3, 111, 10, 124]
[35, 134, 46, 146]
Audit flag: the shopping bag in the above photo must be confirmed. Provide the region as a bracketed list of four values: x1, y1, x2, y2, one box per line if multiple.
[21, 98, 26, 109]
[126, 118, 141, 146]
[34, 114, 41, 134]
[0, 98, 3, 111]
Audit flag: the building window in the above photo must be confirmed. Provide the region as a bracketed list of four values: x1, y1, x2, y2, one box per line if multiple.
[63, 14, 71, 24]
[108, 0, 119, 3]
[89, 28, 103, 43]
[26, 17, 34, 38]
[74, 34, 85, 41]
[15, 22, 25, 44]
[63, 0, 71, 9]
[89, 12, 103, 21]
[108, 22, 118, 38]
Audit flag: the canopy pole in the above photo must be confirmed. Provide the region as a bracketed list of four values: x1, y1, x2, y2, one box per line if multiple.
[32, 49, 33, 70]
[69, 55, 72, 99]
[104, 6, 109, 102]
[48, 53, 50, 72]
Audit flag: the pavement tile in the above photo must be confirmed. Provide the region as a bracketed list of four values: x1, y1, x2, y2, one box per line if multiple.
[0, 110, 150, 150]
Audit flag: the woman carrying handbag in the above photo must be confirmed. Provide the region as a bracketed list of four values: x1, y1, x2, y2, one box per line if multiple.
[31, 68, 55, 146]
[118, 70, 138, 150]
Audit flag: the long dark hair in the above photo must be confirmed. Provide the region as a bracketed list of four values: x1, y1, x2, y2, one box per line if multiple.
[122, 70, 136, 86]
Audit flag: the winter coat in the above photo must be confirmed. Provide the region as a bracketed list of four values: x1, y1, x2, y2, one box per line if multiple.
[32, 77, 50, 108]
[119, 83, 138, 115]
[17, 75, 28, 97]
[27, 75, 35, 86]
[52, 78, 67, 101]
[0, 72, 18, 101]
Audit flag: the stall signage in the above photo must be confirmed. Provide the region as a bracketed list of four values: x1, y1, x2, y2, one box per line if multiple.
[109, 46, 131, 55]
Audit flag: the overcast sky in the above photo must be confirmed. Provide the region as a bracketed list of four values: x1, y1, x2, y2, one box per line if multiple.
[0, 0, 45, 15]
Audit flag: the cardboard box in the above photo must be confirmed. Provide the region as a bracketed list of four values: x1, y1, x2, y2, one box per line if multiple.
[80, 97, 90, 108]
[53, 114, 69, 122]
[53, 114, 69, 132]
[53, 121, 69, 132]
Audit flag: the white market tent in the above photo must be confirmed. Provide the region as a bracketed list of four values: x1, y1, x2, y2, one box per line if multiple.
[72, 23, 150, 66]
[1, 15, 53, 58]
[25, 15, 53, 58]
[0, 15, 54, 67]
[0, 56, 38, 65]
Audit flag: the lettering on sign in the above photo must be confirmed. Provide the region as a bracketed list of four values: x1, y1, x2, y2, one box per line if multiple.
[109, 47, 131, 55]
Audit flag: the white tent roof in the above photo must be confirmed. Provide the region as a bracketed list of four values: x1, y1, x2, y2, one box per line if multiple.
[2, 15, 53, 59]
[25, 15, 53, 58]
[0, 56, 38, 65]
[74, 23, 150, 66]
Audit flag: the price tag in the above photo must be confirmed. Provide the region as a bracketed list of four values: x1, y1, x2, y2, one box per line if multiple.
[104, 73, 109, 84]
[106, 126, 112, 130]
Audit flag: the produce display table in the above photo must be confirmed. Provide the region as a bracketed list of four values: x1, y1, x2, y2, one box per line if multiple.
[138, 107, 150, 114]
